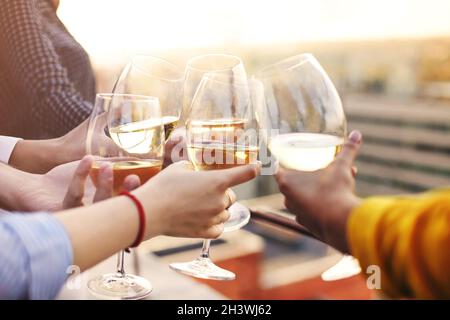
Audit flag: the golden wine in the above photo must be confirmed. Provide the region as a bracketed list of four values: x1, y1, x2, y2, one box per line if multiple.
[109, 119, 164, 154]
[269, 133, 343, 171]
[162, 115, 179, 140]
[188, 142, 258, 170]
[187, 118, 257, 170]
[90, 159, 162, 194]
[188, 118, 247, 143]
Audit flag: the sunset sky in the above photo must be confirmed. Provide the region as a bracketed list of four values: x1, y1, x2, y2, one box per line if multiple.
[59, 0, 450, 59]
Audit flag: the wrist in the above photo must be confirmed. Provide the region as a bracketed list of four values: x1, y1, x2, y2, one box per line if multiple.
[0, 164, 39, 211]
[324, 194, 361, 253]
[54, 134, 84, 166]
[133, 186, 164, 240]
[42, 138, 65, 170]
[10, 138, 73, 174]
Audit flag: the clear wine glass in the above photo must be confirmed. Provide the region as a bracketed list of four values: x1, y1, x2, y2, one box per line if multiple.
[253, 53, 361, 281]
[180, 54, 251, 233]
[113, 55, 184, 140]
[169, 73, 258, 280]
[86, 93, 164, 299]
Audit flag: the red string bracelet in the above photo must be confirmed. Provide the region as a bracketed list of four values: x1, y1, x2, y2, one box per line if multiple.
[119, 191, 146, 250]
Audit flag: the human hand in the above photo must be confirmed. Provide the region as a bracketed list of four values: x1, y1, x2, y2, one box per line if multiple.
[56, 118, 91, 165]
[19, 156, 140, 212]
[275, 131, 363, 253]
[136, 161, 260, 239]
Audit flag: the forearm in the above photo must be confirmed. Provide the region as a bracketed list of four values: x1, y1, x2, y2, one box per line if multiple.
[8, 116, 89, 174]
[297, 192, 361, 254]
[55, 193, 153, 271]
[324, 195, 361, 254]
[0, 203, 138, 299]
[9, 138, 73, 174]
[0, 163, 36, 211]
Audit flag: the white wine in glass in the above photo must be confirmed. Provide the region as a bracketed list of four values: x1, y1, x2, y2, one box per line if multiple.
[187, 119, 258, 170]
[269, 133, 343, 172]
[86, 93, 164, 300]
[254, 53, 361, 281]
[182, 54, 252, 232]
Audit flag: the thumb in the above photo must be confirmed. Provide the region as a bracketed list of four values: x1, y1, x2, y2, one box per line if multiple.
[335, 130, 362, 168]
[63, 156, 93, 208]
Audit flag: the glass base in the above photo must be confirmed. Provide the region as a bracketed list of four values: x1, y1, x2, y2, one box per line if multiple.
[321, 255, 361, 281]
[87, 273, 152, 300]
[170, 257, 236, 281]
[224, 202, 251, 232]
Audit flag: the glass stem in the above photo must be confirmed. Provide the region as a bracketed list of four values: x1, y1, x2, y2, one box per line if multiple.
[200, 240, 211, 259]
[116, 250, 126, 276]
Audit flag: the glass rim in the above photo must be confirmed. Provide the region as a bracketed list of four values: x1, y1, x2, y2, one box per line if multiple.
[255, 53, 316, 78]
[130, 55, 184, 82]
[95, 93, 160, 103]
[200, 72, 249, 87]
[186, 53, 244, 73]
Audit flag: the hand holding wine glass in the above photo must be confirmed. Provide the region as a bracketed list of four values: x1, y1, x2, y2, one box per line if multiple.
[51, 155, 260, 285]
[136, 160, 261, 239]
[275, 131, 363, 253]
[86, 93, 164, 300]
[11, 155, 138, 213]
[255, 53, 361, 281]
[170, 71, 259, 281]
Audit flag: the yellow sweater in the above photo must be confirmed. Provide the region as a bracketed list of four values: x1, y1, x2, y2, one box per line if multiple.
[348, 189, 450, 299]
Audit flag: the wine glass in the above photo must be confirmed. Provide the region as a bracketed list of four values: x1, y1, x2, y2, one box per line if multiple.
[253, 53, 361, 281]
[169, 73, 259, 280]
[113, 55, 184, 140]
[181, 54, 251, 232]
[180, 54, 247, 124]
[86, 93, 164, 299]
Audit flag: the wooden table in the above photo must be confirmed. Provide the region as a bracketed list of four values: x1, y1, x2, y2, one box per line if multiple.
[57, 193, 372, 300]
[56, 251, 225, 300]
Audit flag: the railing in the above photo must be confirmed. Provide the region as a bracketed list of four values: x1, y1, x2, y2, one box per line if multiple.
[346, 94, 450, 196]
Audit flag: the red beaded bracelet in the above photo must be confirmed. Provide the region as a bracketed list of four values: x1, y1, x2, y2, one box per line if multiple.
[119, 191, 146, 249]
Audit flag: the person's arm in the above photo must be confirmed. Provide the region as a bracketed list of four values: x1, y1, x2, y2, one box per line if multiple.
[276, 131, 450, 299]
[0, 161, 259, 299]
[0, 156, 96, 212]
[7, 118, 89, 174]
[276, 131, 362, 253]
[0, 158, 134, 299]
[0, 162, 34, 212]
[6, 137, 69, 174]
[60, 161, 260, 270]
[0, 213, 72, 299]
[348, 190, 450, 299]
[0, 136, 23, 164]
[0, 0, 92, 138]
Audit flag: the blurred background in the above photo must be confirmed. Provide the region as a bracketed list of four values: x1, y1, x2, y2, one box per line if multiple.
[58, 0, 450, 299]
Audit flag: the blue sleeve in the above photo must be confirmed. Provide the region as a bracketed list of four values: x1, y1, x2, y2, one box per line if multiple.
[0, 212, 73, 299]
